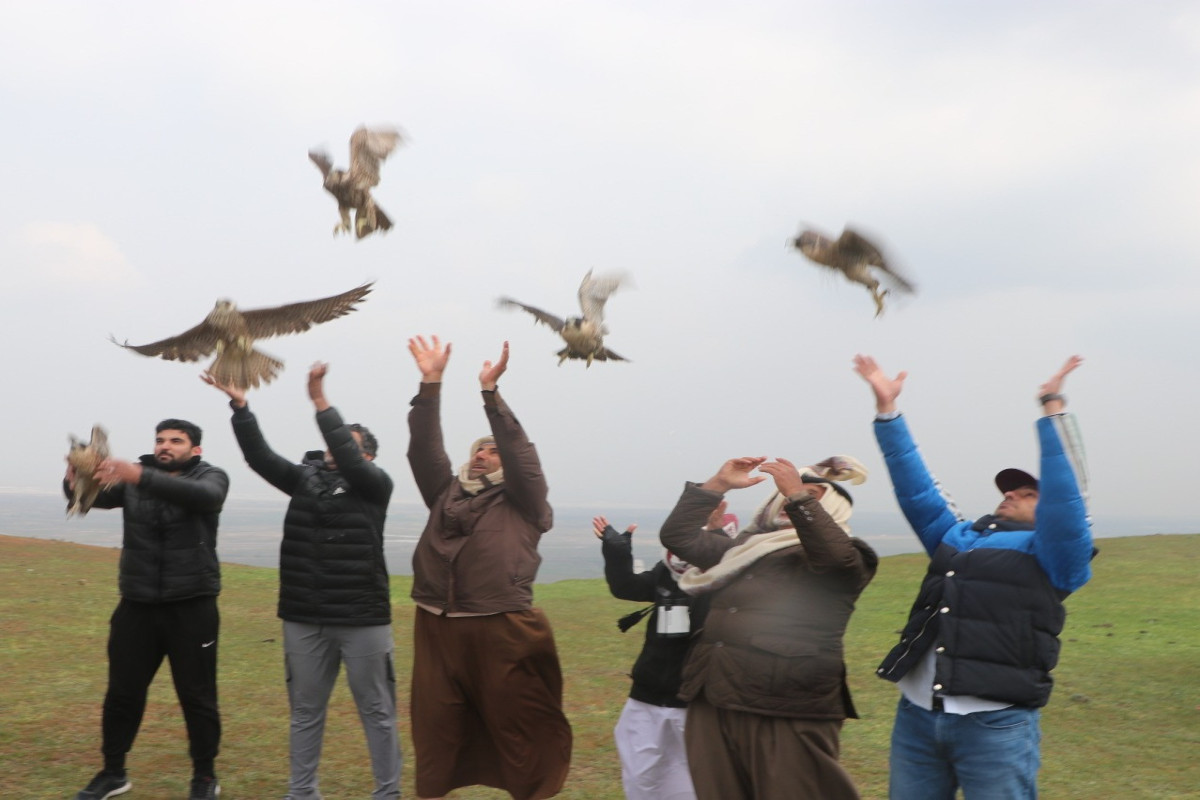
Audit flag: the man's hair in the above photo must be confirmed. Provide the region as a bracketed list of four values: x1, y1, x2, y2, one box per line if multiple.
[348, 424, 378, 457]
[156, 419, 202, 447]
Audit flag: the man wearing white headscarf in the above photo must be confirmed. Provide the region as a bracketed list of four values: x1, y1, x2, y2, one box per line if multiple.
[660, 455, 878, 800]
[405, 336, 572, 800]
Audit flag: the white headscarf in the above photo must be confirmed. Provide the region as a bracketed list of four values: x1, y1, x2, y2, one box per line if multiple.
[456, 436, 505, 496]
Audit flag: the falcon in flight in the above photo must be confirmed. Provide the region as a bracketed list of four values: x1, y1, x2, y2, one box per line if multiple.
[792, 225, 915, 317]
[112, 283, 374, 388]
[66, 424, 112, 517]
[309, 126, 403, 239]
[498, 270, 629, 366]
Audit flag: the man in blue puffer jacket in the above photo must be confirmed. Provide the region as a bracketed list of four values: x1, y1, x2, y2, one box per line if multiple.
[205, 362, 399, 800]
[853, 354, 1092, 800]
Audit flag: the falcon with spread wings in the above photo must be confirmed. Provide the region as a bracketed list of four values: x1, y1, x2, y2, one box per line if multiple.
[309, 126, 403, 239]
[498, 269, 629, 366]
[112, 283, 374, 388]
[792, 225, 915, 317]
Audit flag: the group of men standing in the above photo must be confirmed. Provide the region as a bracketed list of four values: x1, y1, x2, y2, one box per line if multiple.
[64, 345, 1092, 800]
[66, 337, 571, 800]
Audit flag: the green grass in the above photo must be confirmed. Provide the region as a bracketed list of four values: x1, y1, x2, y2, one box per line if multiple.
[1, 534, 1197, 799]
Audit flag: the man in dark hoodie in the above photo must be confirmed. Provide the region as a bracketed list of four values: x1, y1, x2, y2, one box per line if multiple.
[204, 362, 399, 800]
[66, 418, 229, 800]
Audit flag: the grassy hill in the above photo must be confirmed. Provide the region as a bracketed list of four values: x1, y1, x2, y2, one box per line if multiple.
[1, 533, 1196, 799]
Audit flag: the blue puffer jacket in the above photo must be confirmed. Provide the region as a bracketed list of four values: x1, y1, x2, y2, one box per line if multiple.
[874, 413, 1093, 707]
[231, 404, 394, 626]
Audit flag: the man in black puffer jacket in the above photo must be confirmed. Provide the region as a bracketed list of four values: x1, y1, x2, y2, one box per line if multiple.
[206, 362, 399, 800]
[66, 418, 229, 800]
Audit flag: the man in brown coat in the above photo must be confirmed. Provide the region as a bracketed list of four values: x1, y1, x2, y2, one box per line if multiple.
[660, 455, 878, 800]
[405, 336, 572, 800]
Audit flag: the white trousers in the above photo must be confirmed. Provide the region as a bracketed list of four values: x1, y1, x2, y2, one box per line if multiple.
[614, 698, 697, 800]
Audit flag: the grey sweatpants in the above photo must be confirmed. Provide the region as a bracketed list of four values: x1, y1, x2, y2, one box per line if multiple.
[283, 621, 401, 799]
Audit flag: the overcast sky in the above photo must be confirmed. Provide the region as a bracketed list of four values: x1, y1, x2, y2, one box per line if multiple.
[2, 1, 1197, 533]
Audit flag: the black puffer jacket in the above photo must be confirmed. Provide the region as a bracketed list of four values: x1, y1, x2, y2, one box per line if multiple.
[600, 526, 709, 708]
[231, 404, 394, 625]
[81, 456, 229, 603]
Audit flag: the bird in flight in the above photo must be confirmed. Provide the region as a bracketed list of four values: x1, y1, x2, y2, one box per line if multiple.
[66, 424, 112, 517]
[112, 283, 374, 388]
[309, 126, 403, 239]
[792, 225, 915, 317]
[498, 270, 629, 366]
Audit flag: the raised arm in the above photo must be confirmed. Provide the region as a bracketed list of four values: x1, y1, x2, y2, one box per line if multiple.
[203, 370, 301, 495]
[310, 362, 392, 503]
[407, 335, 454, 506]
[854, 356, 964, 553]
[852, 353, 907, 415]
[759, 458, 876, 580]
[481, 342, 552, 529]
[595, 516, 659, 601]
[660, 459, 764, 570]
[1032, 356, 1093, 591]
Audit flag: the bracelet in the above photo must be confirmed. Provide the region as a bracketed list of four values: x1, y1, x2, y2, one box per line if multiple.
[1038, 392, 1064, 406]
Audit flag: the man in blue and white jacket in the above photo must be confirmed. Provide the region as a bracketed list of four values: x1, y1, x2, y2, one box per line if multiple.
[853, 354, 1093, 800]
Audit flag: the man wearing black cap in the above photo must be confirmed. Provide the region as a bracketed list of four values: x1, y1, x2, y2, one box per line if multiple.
[853, 354, 1093, 800]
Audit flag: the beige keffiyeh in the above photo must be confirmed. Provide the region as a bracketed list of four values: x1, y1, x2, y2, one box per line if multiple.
[679, 455, 868, 596]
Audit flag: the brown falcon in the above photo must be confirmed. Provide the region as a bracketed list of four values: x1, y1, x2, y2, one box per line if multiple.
[309, 126, 403, 239]
[498, 269, 629, 366]
[66, 424, 112, 517]
[112, 283, 374, 388]
[792, 225, 915, 317]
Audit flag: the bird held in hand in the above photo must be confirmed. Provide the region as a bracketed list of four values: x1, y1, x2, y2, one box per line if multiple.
[309, 126, 403, 239]
[67, 425, 112, 517]
[498, 269, 629, 366]
[792, 225, 915, 317]
[112, 283, 374, 389]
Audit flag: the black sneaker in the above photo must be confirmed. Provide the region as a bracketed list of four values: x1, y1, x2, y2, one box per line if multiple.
[75, 771, 131, 800]
[188, 776, 221, 799]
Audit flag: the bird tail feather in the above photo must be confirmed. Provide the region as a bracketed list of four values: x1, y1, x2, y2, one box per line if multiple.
[209, 348, 283, 389]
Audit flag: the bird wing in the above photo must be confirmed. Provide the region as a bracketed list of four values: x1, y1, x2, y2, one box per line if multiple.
[577, 269, 625, 324]
[111, 321, 220, 362]
[308, 149, 333, 177]
[348, 126, 403, 189]
[840, 228, 916, 293]
[497, 297, 565, 332]
[838, 228, 887, 266]
[239, 282, 375, 339]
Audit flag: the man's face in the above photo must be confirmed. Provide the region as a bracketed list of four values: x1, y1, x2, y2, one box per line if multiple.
[324, 431, 372, 470]
[994, 486, 1039, 524]
[155, 429, 201, 472]
[468, 442, 501, 478]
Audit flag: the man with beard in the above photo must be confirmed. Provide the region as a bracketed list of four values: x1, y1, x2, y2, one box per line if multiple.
[66, 419, 229, 800]
[405, 336, 572, 800]
[204, 363, 399, 800]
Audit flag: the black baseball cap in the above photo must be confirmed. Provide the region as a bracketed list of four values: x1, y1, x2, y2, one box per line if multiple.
[995, 468, 1038, 494]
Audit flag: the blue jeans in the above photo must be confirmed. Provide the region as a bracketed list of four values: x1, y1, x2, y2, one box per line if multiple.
[889, 696, 1041, 800]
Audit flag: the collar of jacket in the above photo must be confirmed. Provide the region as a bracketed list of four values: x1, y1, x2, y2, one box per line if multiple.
[971, 513, 1035, 533]
[138, 453, 202, 473]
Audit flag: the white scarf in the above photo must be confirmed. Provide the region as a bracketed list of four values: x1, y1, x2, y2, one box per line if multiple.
[456, 436, 505, 496]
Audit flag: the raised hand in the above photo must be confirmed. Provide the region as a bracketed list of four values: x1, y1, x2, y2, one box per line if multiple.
[593, 514, 637, 539]
[701, 457, 768, 494]
[200, 370, 247, 408]
[758, 458, 815, 498]
[307, 361, 330, 411]
[1038, 355, 1083, 414]
[409, 335, 452, 383]
[480, 341, 509, 391]
[853, 354, 907, 414]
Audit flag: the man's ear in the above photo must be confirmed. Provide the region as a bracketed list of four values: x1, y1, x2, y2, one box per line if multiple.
[192, 446, 203, 456]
